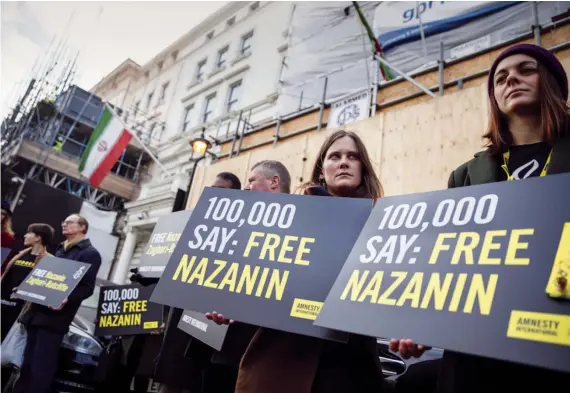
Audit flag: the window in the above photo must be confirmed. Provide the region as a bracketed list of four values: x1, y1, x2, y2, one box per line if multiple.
[146, 92, 154, 110]
[250, 1, 260, 11]
[226, 81, 242, 112]
[206, 30, 214, 41]
[182, 104, 194, 132]
[196, 59, 207, 82]
[240, 31, 254, 56]
[217, 46, 229, 69]
[134, 101, 140, 116]
[227, 16, 236, 27]
[157, 60, 164, 71]
[202, 93, 216, 123]
[159, 82, 170, 105]
[172, 50, 179, 61]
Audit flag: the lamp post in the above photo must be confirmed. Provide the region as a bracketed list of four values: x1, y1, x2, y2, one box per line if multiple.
[182, 129, 215, 209]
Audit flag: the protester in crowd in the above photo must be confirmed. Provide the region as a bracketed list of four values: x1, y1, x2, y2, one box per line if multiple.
[1, 223, 54, 342]
[212, 172, 242, 189]
[207, 134, 386, 393]
[389, 43, 570, 392]
[156, 171, 245, 393]
[1, 201, 15, 250]
[13, 214, 101, 393]
[202, 161, 291, 393]
[243, 159, 291, 193]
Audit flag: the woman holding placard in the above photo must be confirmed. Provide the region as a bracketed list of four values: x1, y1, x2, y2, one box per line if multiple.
[390, 44, 570, 391]
[207, 130, 386, 393]
[1, 223, 54, 341]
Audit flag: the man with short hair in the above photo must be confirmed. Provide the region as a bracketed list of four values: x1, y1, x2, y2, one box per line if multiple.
[213, 172, 242, 190]
[244, 160, 291, 194]
[203, 161, 291, 393]
[14, 214, 101, 393]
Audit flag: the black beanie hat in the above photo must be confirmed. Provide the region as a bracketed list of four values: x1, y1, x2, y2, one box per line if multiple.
[488, 43, 568, 101]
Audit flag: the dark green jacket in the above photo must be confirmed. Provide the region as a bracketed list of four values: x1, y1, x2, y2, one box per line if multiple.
[439, 134, 570, 393]
[447, 134, 570, 188]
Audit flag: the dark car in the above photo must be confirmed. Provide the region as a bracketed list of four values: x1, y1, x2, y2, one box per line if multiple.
[50, 278, 117, 393]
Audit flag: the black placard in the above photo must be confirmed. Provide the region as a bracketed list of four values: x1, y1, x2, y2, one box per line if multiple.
[151, 187, 372, 341]
[13, 256, 91, 308]
[315, 173, 570, 373]
[95, 284, 164, 336]
[177, 310, 229, 350]
[139, 210, 193, 278]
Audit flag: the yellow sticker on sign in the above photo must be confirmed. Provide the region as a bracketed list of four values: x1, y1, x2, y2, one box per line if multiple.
[545, 222, 570, 299]
[290, 298, 323, 320]
[507, 310, 570, 346]
[144, 321, 159, 329]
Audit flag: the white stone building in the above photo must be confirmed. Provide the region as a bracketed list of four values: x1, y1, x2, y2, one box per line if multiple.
[91, 1, 292, 283]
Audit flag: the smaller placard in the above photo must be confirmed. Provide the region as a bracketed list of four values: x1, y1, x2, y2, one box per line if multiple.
[1, 247, 11, 264]
[95, 284, 164, 336]
[139, 210, 193, 278]
[177, 310, 229, 351]
[13, 256, 91, 308]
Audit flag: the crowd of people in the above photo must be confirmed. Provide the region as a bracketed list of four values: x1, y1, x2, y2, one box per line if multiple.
[1, 212, 102, 393]
[1, 43, 569, 393]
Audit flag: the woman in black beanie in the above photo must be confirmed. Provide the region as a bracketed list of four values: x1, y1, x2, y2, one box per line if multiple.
[391, 43, 570, 392]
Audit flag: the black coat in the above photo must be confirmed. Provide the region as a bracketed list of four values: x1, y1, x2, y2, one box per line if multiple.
[440, 135, 570, 393]
[20, 238, 101, 333]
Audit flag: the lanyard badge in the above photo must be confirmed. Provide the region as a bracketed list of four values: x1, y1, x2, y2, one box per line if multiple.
[501, 150, 552, 181]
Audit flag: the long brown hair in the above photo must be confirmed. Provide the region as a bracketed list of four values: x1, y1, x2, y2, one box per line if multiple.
[302, 130, 384, 199]
[1, 214, 14, 236]
[484, 62, 570, 156]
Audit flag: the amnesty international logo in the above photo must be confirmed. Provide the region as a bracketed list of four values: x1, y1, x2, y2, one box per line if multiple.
[506, 310, 570, 347]
[545, 222, 570, 300]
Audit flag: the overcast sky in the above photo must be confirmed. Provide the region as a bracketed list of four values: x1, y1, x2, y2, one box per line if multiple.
[0, 1, 227, 119]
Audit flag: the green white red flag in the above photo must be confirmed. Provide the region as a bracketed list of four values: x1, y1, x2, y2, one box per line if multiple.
[78, 105, 132, 187]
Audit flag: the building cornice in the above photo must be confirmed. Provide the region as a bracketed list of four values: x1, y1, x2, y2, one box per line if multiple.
[91, 58, 142, 93]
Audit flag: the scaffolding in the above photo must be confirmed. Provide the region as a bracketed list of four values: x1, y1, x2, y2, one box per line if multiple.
[0, 33, 154, 211]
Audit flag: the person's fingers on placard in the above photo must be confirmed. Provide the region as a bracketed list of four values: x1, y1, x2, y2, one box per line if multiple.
[216, 313, 230, 325]
[207, 311, 223, 325]
[404, 339, 421, 358]
[398, 340, 411, 359]
[388, 339, 400, 353]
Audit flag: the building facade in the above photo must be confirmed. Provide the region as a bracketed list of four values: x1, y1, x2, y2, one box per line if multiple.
[92, 1, 292, 283]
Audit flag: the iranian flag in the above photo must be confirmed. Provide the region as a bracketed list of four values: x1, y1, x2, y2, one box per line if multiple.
[78, 106, 132, 187]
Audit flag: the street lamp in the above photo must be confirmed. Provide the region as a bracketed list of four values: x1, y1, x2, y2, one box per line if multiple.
[183, 128, 216, 208]
[189, 131, 212, 156]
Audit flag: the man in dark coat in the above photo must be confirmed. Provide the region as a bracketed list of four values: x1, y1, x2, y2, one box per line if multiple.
[14, 214, 101, 393]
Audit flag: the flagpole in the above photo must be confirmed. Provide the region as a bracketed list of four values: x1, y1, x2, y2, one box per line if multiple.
[104, 103, 173, 177]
